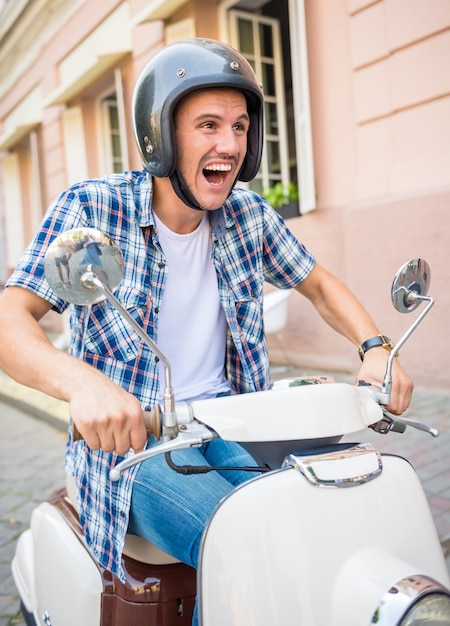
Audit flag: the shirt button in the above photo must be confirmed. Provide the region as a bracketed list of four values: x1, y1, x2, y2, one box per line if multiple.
[120, 511, 126, 518]
[155, 356, 160, 363]
[158, 262, 165, 268]
[154, 307, 159, 314]
[251, 290, 256, 299]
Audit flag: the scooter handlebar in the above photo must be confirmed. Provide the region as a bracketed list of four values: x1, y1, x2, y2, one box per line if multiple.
[71, 406, 161, 443]
[361, 383, 439, 438]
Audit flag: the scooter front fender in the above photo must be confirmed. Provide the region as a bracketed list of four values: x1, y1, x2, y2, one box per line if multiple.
[198, 453, 449, 626]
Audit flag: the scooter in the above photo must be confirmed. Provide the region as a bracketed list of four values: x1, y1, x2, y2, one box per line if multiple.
[12, 228, 450, 625]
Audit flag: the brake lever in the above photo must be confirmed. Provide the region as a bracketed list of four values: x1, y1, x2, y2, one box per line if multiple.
[392, 413, 439, 437]
[370, 408, 439, 438]
[109, 421, 217, 482]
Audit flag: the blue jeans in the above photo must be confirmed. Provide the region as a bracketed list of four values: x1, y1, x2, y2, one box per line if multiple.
[128, 439, 257, 625]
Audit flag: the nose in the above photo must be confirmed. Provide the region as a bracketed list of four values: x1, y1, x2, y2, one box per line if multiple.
[215, 127, 240, 156]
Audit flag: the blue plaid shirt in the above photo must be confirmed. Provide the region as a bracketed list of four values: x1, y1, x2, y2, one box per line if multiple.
[7, 170, 315, 580]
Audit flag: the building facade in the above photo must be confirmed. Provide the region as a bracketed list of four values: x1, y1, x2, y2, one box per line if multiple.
[0, 0, 449, 388]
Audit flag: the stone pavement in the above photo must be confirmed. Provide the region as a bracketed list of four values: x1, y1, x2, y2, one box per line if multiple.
[0, 367, 449, 625]
[0, 397, 66, 626]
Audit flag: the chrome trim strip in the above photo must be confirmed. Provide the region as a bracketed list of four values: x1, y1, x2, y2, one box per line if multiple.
[283, 442, 382, 487]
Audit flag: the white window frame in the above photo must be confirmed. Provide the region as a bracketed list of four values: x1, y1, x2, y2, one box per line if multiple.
[229, 10, 289, 195]
[100, 97, 123, 174]
[219, 0, 315, 213]
[288, 0, 315, 213]
[98, 70, 128, 175]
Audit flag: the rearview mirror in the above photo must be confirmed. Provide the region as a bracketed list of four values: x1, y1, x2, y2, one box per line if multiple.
[391, 258, 430, 314]
[44, 228, 124, 305]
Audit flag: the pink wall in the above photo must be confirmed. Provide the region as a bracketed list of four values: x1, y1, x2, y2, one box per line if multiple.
[271, 0, 450, 390]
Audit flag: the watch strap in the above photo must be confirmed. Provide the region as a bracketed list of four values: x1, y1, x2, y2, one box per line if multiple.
[358, 335, 396, 361]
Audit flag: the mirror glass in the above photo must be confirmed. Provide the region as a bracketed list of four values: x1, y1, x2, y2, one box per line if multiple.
[44, 228, 124, 305]
[391, 258, 430, 313]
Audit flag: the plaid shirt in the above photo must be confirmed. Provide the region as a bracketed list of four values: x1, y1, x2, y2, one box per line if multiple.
[7, 170, 315, 580]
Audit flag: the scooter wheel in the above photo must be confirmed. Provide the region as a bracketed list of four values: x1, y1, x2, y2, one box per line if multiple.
[20, 601, 37, 626]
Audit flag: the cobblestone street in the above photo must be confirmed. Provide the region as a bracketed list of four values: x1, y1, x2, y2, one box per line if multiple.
[0, 402, 66, 626]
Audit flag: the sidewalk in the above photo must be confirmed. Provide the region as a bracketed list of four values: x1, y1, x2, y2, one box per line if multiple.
[1, 365, 449, 571]
[0, 369, 69, 432]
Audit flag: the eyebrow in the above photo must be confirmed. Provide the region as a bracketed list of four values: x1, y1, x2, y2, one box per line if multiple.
[192, 112, 250, 124]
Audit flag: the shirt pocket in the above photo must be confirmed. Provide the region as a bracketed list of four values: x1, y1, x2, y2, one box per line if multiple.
[228, 278, 263, 344]
[83, 286, 150, 362]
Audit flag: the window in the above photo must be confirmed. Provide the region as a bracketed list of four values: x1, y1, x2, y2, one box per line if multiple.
[229, 11, 289, 198]
[224, 0, 315, 214]
[100, 94, 124, 174]
[98, 70, 129, 175]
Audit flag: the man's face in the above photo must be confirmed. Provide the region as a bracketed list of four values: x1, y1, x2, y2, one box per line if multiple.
[174, 88, 250, 210]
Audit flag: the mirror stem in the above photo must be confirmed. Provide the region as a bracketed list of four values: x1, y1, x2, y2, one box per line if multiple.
[81, 272, 177, 433]
[379, 293, 434, 405]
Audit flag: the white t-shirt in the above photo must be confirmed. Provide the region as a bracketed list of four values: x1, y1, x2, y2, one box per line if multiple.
[154, 213, 232, 403]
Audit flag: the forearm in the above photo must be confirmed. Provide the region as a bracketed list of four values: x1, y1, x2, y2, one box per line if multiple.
[295, 263, 413, 414]
[296, 264, 379, 347]
[0, 286, 147, 452]
[0, 297, 97, 404]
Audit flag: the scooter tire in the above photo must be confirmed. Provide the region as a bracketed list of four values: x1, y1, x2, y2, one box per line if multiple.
[20, 601, 37, 626]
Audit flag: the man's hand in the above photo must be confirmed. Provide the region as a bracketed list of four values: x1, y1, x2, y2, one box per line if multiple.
[69, 375, 148, 455]
[356, 347, 413, 415]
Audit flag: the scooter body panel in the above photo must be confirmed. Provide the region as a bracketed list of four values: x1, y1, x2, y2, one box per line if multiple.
[12, 501, 103, 625]
[199, 453, 449, 626]
[191, 383, 382, 442]
[11, 489, 197, 626]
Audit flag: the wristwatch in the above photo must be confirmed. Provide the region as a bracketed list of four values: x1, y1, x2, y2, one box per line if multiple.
[358, 335, 397, 361]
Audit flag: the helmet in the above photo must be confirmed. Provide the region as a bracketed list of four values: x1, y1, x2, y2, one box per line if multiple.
[132, 38, 264, 182]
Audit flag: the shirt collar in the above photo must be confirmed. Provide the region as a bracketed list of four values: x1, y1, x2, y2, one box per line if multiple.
[209, 205, 229, 239]
[134, 171, 155, 228]
[135, 172, 231, 238]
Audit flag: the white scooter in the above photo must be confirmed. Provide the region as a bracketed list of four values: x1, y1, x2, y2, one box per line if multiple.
[12, 228, 450, 625]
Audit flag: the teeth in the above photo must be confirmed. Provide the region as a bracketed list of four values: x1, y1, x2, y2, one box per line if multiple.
[204, 164, 232, 172]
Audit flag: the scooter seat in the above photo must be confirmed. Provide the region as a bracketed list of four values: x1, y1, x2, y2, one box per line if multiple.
[65, 474, 180, 565]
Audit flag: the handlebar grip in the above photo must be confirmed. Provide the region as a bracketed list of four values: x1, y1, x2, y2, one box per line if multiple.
[71, 405, 161, 443]
[144, 405, 161, 440]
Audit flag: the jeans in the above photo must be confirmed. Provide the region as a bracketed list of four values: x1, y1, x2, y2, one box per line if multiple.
[128, 439, 258, 625]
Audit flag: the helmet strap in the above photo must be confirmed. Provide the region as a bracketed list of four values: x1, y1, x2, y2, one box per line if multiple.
[169, 168, 241, 212]
[169, 170, 206, 212]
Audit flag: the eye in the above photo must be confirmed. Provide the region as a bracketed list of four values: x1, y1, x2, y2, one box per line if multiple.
[233, 118, 250, 133]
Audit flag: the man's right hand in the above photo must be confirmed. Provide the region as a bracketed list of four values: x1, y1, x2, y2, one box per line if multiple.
[68, 374, 148, 454]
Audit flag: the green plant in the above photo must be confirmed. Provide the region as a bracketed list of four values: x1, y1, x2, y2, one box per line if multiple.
[262, 182, 299, 208]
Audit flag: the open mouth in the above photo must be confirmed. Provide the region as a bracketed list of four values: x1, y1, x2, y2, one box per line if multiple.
[203, 163, 232, 186]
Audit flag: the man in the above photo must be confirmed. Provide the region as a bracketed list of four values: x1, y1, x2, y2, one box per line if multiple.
[53, 239, 72, 286]
[0, 38, 412, 621]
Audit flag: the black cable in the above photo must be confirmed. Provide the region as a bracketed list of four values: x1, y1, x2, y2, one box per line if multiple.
[164, 452, 270, 475]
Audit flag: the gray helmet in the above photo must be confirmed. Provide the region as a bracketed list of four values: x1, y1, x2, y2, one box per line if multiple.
[132, 38, 264, 183]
